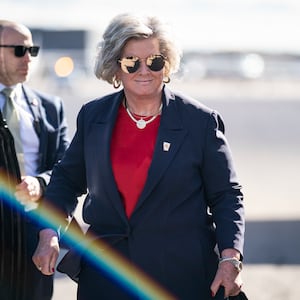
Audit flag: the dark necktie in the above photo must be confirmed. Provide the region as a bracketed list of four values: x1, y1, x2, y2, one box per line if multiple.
[1, 87, 25, 174]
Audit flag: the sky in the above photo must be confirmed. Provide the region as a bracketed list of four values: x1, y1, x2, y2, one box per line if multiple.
[1, 0, 300, 53]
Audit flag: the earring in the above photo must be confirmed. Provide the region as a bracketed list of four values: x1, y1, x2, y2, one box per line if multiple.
[113, 77, 121, 89]
[163, 76, 170, 84]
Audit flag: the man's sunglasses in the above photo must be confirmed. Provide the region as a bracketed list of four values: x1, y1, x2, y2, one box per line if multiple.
[0, 45, 40, 57]
[118, 54, 166, 74]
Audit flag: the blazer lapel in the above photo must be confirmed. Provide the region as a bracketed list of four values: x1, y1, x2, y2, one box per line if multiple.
[89, 92, 128, 222]
[134, 88, 188, 212]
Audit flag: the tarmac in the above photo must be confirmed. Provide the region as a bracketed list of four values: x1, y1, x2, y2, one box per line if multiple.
[29, 76, 300, 300]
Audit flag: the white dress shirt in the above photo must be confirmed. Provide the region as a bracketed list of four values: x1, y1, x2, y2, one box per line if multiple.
[0, 83, 40, 177]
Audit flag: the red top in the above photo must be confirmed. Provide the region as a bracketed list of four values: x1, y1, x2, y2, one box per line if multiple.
[110, 105, 160, 218]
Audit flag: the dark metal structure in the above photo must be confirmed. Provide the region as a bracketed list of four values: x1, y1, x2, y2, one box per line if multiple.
[0, 110, 26, 300]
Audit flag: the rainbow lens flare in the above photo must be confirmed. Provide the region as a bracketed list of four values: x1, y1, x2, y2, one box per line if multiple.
[0, 174, 176, 300]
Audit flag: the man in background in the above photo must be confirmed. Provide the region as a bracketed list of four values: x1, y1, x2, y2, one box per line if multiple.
[0, 20, 69, 299]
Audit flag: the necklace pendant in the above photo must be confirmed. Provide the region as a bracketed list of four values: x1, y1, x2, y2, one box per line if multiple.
[136, 119, 146, 129]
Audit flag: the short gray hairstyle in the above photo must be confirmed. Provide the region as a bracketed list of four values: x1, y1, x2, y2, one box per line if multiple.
[94, 13, 182, 84]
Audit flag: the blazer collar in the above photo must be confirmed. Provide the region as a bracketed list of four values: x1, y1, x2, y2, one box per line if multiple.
[88, 90, 127, 222]
[132, 87, 188, 217]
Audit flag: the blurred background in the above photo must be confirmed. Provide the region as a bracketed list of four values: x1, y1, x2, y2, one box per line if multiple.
[2, 0, 300, 299]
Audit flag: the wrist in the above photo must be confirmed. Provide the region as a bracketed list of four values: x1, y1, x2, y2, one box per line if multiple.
[36, 176, 47, 198]
[221, 248, 241, 260]
[219, 256, 243, 272]
[39, 228, 58, 239]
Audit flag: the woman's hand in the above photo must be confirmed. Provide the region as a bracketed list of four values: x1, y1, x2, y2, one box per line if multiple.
[210, 248, 243, 298]
[32, 229, 60, 275]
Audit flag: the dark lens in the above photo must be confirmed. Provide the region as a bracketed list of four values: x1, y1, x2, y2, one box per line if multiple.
[119, 57, 140, 74]
[126, 60, 140, 73]
[14, 46, 40, 57]
[29, 46, 40, 57]
[147, 55, 165, 71]
[14, 46, 26, 57]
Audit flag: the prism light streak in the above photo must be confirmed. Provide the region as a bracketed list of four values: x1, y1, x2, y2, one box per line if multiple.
[0, 177, 176, 300]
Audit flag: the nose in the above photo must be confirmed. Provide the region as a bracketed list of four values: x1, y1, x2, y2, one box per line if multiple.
[22, 50, 32, 62]
[138, 59, 150, 73]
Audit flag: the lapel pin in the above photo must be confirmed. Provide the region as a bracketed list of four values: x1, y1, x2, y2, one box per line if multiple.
[31, 98, 38, 106]
[163, 142, 171, 152]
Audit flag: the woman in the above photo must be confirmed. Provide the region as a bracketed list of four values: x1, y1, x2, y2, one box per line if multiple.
[33, 13, 245, 300]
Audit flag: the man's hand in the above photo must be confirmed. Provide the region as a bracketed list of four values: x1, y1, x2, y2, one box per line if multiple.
[15, 176, 42, 205]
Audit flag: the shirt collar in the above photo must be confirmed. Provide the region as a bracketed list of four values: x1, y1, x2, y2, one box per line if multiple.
[14, 84, 23, 101]
[0, 82, 22, 96]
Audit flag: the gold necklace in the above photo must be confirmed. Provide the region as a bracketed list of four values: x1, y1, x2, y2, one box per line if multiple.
[124, 99, 163, 129]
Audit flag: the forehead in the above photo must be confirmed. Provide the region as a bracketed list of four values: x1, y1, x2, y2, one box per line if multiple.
[2, 25, 33, 45]
[122, 38, 160, 56]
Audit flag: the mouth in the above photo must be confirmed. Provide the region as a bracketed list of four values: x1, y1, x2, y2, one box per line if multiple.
[19, 69, 29, 75]
[136, 79, 152, 84]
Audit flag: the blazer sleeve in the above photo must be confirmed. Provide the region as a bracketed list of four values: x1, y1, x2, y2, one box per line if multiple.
[202, 111, 245, 256]
[40, 105, 87, 232]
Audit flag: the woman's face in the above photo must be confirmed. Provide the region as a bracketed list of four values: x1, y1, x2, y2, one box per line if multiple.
[117, 37, 165, 100]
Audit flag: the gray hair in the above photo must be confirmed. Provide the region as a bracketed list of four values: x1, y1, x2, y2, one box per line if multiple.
[94, 13, 182, 84]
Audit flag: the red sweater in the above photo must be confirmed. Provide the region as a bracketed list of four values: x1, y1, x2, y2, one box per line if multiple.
[110, 105, 160, 218]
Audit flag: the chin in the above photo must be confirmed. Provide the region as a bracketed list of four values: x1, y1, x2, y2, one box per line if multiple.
[19, 74, 29, 82]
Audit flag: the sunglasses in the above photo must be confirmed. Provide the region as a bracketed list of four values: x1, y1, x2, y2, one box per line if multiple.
[0, 45, 40, 57]
[118, 54, 166, 74]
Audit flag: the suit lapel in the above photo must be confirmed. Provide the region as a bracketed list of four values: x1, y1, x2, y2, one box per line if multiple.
[22, 86, 48, 171]
[134, 88, 187, 212]
[89, 91, 129, 222]
[22, 86, 43, 137]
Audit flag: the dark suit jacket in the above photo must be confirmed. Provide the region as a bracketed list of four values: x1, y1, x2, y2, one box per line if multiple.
[45, 86, 245, 299]
[22, 85, 69, 184]
[21, 83, 69, 248]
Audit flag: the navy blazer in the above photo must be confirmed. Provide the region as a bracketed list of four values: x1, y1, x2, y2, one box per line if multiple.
[45, 86, 245, 299]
